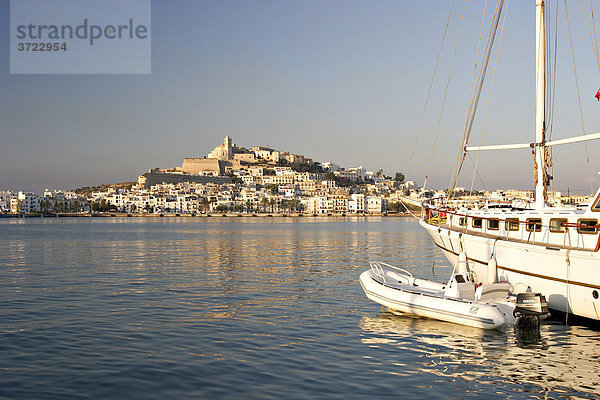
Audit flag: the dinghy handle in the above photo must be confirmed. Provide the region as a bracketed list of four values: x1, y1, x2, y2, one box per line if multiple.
[369, 262, 414, 285]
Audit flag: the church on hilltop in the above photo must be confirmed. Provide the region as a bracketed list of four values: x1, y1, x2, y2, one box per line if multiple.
[206, 136, 310, 165]
[138, 136, 312, 187]
[207, 136, 255, 163]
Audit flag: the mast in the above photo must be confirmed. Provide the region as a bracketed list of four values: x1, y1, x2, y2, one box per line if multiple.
[535, 0, 547, 209]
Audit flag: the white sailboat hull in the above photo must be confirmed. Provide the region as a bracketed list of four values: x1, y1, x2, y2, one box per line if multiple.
[420, 219, 600, 320]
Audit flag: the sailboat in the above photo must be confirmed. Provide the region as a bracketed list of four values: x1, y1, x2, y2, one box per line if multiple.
[420, 1, 600, 321]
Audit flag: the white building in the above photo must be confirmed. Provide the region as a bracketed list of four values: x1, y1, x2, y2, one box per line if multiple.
[322, 162, 340, 172]
[241, 175, 257, 184]
[274, 167, 294, 176]
[321, 179, 337, 189]
[366, 196, 384, 214]
[278, 185, 297, 198]
[334, 170, 361, 182]
[294, 172, 320, 182]
[307, 196, 331, 214]
[0, 191, 15, 213]
[262, 175, 294, 185]
[248, 167, 264, 176]
[348, 194, 366, 214]
[16, 191, 41, 213]
[252, 146, 280, 163]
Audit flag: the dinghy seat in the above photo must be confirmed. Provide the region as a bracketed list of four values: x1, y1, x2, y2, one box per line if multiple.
[444, 273, 475, 299]
[474, 282, 512, 302]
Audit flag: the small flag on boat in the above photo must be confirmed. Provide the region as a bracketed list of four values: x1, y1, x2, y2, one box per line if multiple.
[596, 89, 600, 101]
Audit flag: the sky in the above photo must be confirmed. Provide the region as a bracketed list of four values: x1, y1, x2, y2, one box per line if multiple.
[2, 0, 600, 194]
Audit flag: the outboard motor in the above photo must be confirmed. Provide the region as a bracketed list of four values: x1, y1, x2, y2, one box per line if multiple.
[513, 292, 549, 330]
[514, 292, 548, 316]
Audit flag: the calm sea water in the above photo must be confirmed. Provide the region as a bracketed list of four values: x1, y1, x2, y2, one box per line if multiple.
[1, 217, 599, 399]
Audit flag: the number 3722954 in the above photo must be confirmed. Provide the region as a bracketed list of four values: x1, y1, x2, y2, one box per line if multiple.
[17, 42, 67, 52]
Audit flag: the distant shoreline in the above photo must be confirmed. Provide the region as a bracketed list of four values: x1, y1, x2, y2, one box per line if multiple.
[1, 212, 414, 219]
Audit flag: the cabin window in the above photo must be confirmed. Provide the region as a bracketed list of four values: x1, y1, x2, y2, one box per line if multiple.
[550, 218, 568, 233]
[472, 218, 483, 229]
[459, 217, 467, 226]
[487, 218, 500, 230]
[526, 218, 542, 232]
[506, 218, 520, 231]
[577, 219, 598, 234]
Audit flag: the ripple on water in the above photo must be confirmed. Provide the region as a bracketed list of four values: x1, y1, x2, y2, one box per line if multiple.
[1, 217, 599, 399]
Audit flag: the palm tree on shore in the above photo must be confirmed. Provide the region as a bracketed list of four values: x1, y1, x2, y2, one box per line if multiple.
[260, 197, 268, 213]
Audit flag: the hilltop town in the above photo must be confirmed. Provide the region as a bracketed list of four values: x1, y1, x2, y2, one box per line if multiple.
[0, 137, 591, 216]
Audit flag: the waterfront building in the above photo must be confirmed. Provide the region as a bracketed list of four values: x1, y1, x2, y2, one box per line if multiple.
[330, 191, 349, 214]
[10, 198, 19, 213]
[348, 194, 366, 214]
[16, 191, 41, 213]
[307, 196, 331, 214]
[366, 196, 384, 214]
[0, 191, 15, 213]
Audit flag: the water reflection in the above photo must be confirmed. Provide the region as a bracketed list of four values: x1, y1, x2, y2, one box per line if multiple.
[359, 312, 600, 398]
[9, 217, 599, 399]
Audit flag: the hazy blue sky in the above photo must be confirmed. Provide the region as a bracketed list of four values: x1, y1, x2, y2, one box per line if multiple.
[2, 0, 600, 194]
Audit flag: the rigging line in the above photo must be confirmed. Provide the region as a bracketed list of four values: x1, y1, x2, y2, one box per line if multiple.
[398, 197, 418, 219]
[463, 0, 490, 194]
[432, 245, 438, 275]
[406, 0, 455, 182]
[460, 0, 504, 155]
[591, 0, 600, 72]
[449, 0, 503, 193]
[582, 0, 600, 73]
[465, 0, 491, 150]
[450, 0, 504, 194]
[464, 1, 501, 146]
[565, 0, 594, 195]
[423, 0, 468, 190]
[466, 152, 488, 192]
[465, 0, 491, 194]
[449, 0, 504, 195]
[470, 0, 509, 195]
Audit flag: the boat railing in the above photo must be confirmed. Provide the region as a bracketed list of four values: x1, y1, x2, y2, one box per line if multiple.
[422, 200, 600, 252]
[369, 261, 414, 285]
